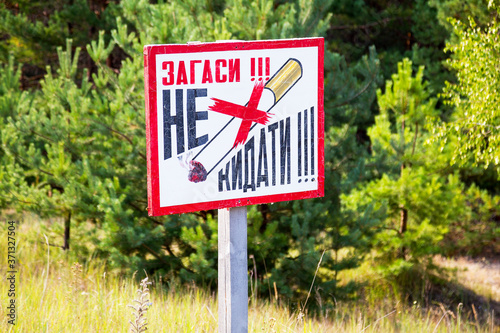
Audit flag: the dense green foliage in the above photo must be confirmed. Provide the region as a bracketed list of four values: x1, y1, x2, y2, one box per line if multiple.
[435, 3, 500, 168]
[344, 59, 468, 299]
[0, 0, 498, 310]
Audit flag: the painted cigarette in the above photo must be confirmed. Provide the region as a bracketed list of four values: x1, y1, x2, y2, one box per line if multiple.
[265, 58, 303, 104]
[184, 58, 303, 183]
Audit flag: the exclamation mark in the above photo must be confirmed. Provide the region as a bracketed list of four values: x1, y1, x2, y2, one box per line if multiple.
[297, 108, 315, 183]
[310, 107, 315, 182]
[258, 57, 263, 80]
[265, 57, 270, 81]
[304, 109, 308, 182]
[298, 111, 302, 181]
[251, 57, 271, 81]
[251, 58, 256, 81]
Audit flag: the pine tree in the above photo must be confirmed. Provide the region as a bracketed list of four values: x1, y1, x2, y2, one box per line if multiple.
[0, 0, 381, 307]
[0, 0, 118, 88]
[343, 59, 468, 301]
[326, 0, 451, 94]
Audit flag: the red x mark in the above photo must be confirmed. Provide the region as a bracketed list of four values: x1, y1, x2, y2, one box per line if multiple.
[208, 80, 272, 148]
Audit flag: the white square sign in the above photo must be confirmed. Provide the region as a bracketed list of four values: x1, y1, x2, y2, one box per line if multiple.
[144, 38, 324, 215]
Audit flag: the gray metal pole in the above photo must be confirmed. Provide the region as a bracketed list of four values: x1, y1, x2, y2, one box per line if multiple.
[218, 206, 248, 333]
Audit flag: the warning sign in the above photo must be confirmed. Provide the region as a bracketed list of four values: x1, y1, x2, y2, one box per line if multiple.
[144, 38, 324, 216]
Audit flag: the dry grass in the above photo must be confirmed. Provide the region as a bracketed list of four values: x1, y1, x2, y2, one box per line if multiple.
[435, 255, 500, 303]
[0, 215, 498, 332]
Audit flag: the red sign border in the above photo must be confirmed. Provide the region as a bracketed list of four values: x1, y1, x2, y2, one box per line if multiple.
[144, 38, 324, 216]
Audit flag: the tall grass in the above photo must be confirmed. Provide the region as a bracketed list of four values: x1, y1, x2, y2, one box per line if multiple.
[0, 215, 497, 332]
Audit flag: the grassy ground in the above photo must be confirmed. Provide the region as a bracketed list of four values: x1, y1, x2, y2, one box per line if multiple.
[434, 255, 500, 303]
[0, 215, 498, 332]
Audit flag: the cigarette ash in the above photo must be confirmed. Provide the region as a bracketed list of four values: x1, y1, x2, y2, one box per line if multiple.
[178, 153, 208, 183]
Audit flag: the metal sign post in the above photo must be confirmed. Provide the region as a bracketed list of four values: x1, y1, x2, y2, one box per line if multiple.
[218, 206, 248, 332]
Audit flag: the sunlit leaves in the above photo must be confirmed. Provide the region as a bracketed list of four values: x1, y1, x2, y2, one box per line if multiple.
[436, 10, 500, 168]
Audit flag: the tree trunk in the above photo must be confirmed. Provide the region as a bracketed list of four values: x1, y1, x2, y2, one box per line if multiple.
[63, 212, 71, 251]
[399, 205, 408, 260]
[399, 109, 408, 260]
[400, 160, 408, 260]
